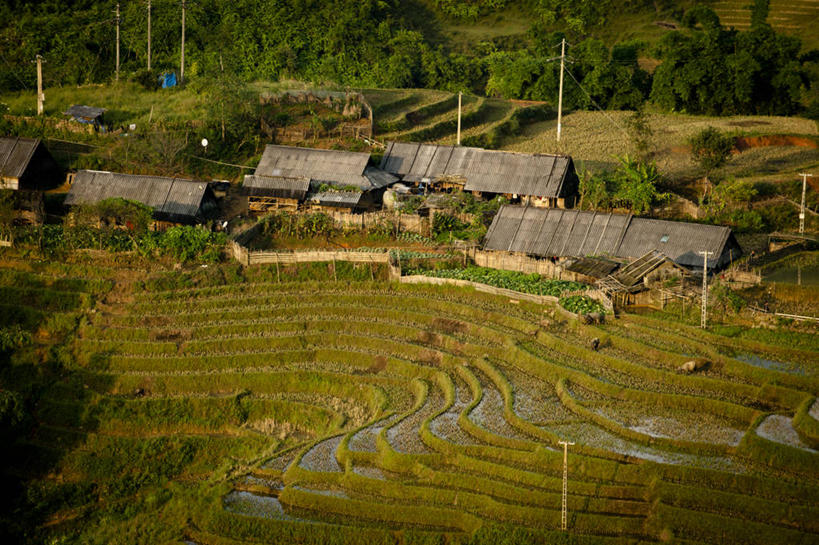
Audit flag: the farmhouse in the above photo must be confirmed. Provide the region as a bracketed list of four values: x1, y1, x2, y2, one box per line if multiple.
[245, 145, 398, 213]
[0, 137, 62, 190]
[484, 205, 742, 271]
[379, 142, 579, 208]
[65, 170, 217, 226]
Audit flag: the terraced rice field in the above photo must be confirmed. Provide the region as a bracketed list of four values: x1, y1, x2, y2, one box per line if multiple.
[10, 264, 819, 544]
[712, 0, 819, 50]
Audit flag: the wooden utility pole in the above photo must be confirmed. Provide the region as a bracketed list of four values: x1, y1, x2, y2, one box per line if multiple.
[457, 91, 462, 146]
[180, 0, 186, 83]
[799, 173, 813, 235]
[557, 38, 565, 142]
[147, 0, 152, 71]
[115, 3, 120, 81]
[34, 55, 44, 115]
[558, 440, 574, 531]
[698, 251, 713, 329]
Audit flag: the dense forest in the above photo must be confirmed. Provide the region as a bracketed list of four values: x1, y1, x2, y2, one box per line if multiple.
[0, 0, 816, 116]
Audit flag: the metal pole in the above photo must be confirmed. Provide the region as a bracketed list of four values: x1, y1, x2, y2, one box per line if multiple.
[799, 173, 812, 235]
[115, 3, 120, 81]
[558, 440, 574, 531]
[180, 0, 186, 83]
[557, 38, 565, 142]
[698, 251, 713, 329]
[457, 91, 462, 146]
[147, 0, 152, 71]
[35, 55, 44, 115]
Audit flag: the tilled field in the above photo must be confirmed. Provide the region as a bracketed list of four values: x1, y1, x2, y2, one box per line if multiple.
[19, 270, 819, 545]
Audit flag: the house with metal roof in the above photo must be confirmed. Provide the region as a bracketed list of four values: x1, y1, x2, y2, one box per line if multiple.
[0, 137, 62, 191]
[379, 142, 579, 208]
[484, 205, 742, 271]
[65, 170, 216, 225]
[248, 145, 398, 213]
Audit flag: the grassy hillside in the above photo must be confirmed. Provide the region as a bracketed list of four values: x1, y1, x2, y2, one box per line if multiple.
[1, 252, 817, 544]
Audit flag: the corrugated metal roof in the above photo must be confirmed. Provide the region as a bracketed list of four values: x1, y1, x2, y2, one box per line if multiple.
[309, 191, 362, 208]
[565, 257, 619, 279]
[65, 170, 208, 222]
[242, 174, 310, 199]
[0, 137, 40, 179]
[64, 105, 106, 120]
[255, 145, 395, 191]
[379, 142, 576, 198]
[618, 218, 734, 269]
[484, 205, 741, 269]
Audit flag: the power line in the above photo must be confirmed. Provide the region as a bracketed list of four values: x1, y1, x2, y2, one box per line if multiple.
[563, 66, 631, 140]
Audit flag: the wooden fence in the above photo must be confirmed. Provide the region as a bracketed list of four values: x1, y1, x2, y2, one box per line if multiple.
[326, 211, 431, 236]
[472, 249, 564, 278]
[231, 241, 391, 267]
[400, 275, 559, 305]
[0, 236, 12, 248]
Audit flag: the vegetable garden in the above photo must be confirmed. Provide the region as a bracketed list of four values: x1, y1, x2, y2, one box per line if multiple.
[2, 259, 817, 545]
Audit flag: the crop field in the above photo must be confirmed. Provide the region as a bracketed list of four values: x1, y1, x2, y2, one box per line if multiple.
[5, 258, 818, 545]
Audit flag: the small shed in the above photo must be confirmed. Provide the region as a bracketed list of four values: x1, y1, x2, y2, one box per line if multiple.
[564, 257, 620, 284]
[242, 175, 310, 213]
[64, 105, 106, 130]
[0, 137, 62, 191]
[306, 191, 365, 213]
[65, 170, 217, 226]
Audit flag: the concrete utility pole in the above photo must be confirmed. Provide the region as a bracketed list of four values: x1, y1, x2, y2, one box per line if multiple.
[457, 91, 462, 146]
[557, 38, 565, 142]
[34, 55, 45, 115]
[558, 440, 575, 531]
[147, 0, 152, 71]
[799, 173, 813, 235]
[180, 0, 186, 83]
[698, 251, 713, 329]
[115, 3, 120, 81]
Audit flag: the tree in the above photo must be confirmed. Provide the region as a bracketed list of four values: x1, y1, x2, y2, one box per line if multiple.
[626, 108, 654, 161]
[612, 155, 669, 214]
[689, 127, 734, 186]
[650, 5, 808, 116]
[577, 169, 610, 210]
[74, 198, 153, 233]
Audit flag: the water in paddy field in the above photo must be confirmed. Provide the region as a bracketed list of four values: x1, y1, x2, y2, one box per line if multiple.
[762, 263, 819, 286]
[734, 353, 806, 375]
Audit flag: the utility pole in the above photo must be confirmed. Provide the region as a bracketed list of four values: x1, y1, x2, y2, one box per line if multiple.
[799, 173, 813, 235]
[558, 440, 574, 531]
[457, 91, 462, 146]
[698, 251, 713, 329]
[557, 38, 565, 142]
[34, 55, 45, 115]
[147, 0, 152, 71]
[115, 3, 120, 81]
[180, 0, 186, 83]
